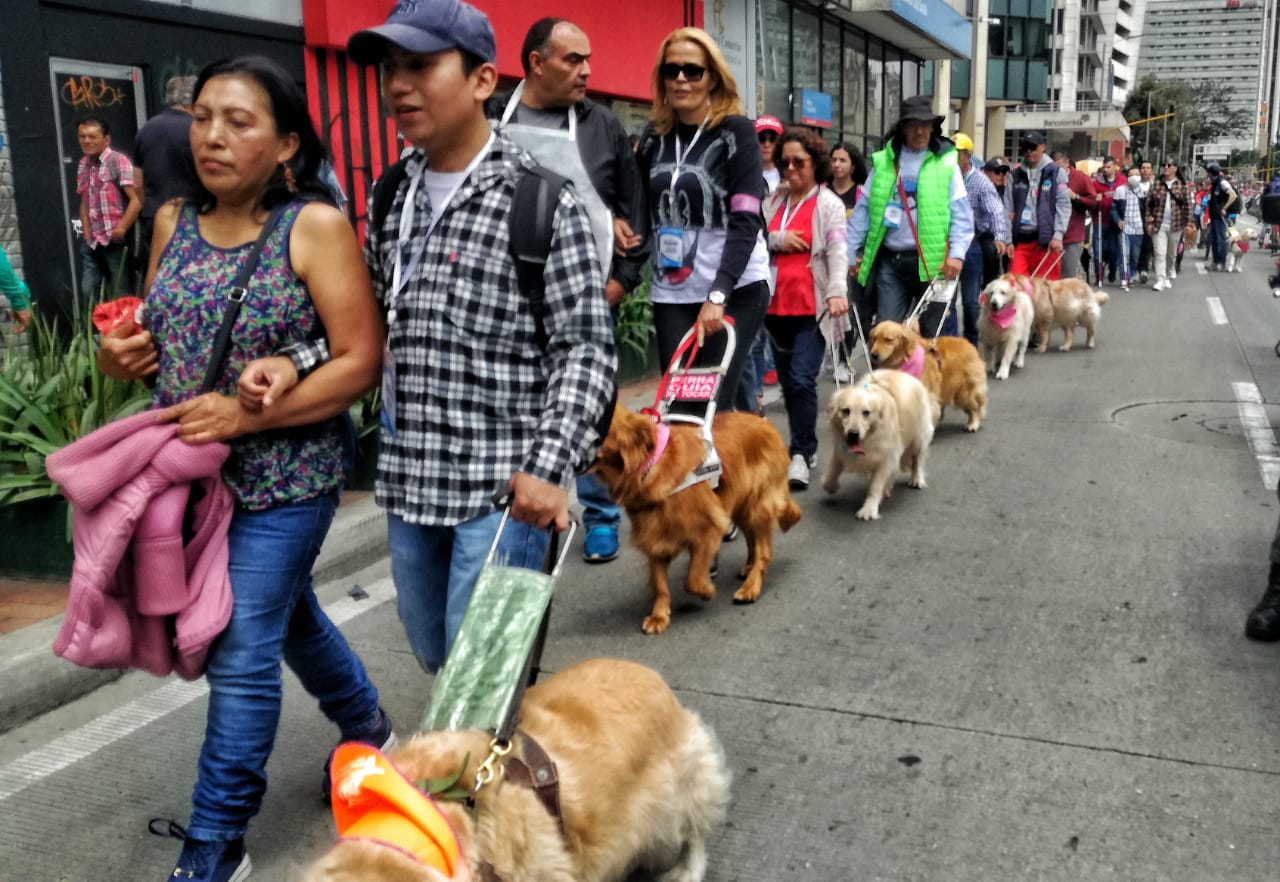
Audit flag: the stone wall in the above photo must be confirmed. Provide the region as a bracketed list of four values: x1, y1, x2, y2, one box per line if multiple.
[0, 63, 22, 281]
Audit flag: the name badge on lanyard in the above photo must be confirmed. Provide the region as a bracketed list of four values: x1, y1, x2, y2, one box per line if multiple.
[660, 116, 708, 270]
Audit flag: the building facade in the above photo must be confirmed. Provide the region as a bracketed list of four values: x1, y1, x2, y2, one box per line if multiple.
[1136, 0, 1266, 153]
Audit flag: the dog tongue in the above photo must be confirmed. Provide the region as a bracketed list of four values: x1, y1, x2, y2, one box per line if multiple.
[847, 442, 865, 455]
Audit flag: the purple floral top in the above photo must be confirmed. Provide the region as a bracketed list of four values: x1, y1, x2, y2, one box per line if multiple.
[147, 201, 346, 510]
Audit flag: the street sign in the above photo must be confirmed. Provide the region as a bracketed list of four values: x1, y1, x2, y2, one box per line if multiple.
[1195, 142, 1232, 161]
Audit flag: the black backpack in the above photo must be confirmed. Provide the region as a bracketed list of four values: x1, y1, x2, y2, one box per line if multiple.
[368, 157, 617, 445]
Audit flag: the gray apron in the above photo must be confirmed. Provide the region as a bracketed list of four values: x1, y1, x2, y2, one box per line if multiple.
[500, 83, 614, 271]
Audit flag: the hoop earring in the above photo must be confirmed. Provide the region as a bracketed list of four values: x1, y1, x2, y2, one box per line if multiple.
[283, 163, 297, 194]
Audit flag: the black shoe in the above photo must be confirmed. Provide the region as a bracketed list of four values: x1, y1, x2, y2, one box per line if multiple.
[321, 708, 396, 801]
[709, 553, 719, 579]
[1246, 584, 1280, 641]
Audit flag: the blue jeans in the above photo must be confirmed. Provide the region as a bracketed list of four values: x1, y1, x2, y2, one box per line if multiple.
[1210, 217, 1228, 266]
[78, 239, 130, 301]
[388, 510, 550, 674]
[765, 314, 824, 461]
[957, 239, 985, 345]
[189, 491, 381, 842]
[1102, 225, 1123, 281]
[1123, 232, 1142, 281]
[576, 472, 620, 532]
[873, 250, 947, 334]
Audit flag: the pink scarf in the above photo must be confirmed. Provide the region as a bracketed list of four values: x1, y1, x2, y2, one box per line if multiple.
[979, 293, 1018, 329]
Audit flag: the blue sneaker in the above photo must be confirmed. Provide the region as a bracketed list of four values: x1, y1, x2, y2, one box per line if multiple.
[150, 820, 251, 882]
[583, 526, 620, 563]
[322, 707, 397, 801]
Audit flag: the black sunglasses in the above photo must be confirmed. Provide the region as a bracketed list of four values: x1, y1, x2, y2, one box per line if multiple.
[758, 132, 778, 143]
[1164, 161, 1178, 166]
[780, 156, 810, 169]
[660, 62, 707, 82]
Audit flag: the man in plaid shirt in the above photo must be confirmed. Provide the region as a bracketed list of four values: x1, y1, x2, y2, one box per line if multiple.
[332, 0, 613, 673]
[75, 116, 141, 299]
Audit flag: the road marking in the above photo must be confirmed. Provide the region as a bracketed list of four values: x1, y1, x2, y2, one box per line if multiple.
[1207, 297, 1228, 324]
[0, 577, 396, 803]
[1233, 382, 1280, 490]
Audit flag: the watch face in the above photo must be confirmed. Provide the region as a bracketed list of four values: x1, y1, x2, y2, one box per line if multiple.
[709, 291, 726, 305]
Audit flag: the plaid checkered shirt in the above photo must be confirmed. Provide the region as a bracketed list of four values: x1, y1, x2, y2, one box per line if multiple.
[964, 165, 1010, 244]
[289, 128, 614, 526]
[76, 146, 135, 246]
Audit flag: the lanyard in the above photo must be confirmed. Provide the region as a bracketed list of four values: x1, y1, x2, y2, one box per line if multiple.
[389, 133, 493, 320]
[897, 174, 935, 280]
[670, 115, 709, 197]
[779, 186, 818, 231]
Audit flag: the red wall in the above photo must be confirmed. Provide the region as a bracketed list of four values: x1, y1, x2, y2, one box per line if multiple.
[303, 0, 699, 102]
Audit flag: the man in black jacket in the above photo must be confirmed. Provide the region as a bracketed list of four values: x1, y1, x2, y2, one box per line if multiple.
[491, 16, 649, 564]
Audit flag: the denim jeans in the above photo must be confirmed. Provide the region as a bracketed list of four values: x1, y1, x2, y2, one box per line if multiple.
[1209, 217, 1228, 267]
[1102, 225, 1123, 281]
[765, 314, 824, 461]
[388, 510, 550, 674]
[957, 239, 985, 345]
[653, 280, 771, 415]
[78, 239, 130, 301]
[575, 472, 620, 532]
[188, 491, 382, 842]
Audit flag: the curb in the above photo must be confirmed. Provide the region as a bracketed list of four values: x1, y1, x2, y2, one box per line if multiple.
[0, 493, 387, 735]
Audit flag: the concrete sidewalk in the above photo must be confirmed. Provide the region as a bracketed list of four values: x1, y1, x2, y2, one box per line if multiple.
[0, 372, 779, 734]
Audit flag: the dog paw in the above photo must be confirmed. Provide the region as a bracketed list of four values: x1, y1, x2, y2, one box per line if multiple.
[855, 505, 881, 521]
[909, 476, 926, 489]
[686, 580, 716, 601]
[964, 420, 980, 432]
[1058, 344, 1071, 352]
[1086, 341, 1096, 349]
[995, 370, 1009, 380]
[821, 478, 839, 494]
[641, 613, 671, 635]
[732, 581, 761, 604]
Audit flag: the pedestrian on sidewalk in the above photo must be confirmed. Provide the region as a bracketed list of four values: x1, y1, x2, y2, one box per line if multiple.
[1144, 158, 1190, 291]
[1111, 168, 1144, 290]
[132, 75, 198, 271]
[762, 127, 848, 490]
[492, 16, 649, 564]
[1205, 162, 1239, 271]
[75, 115, 143, 300]
[1005, 131, 1068, 281]
[96, 55, 390, 882]
[1053, 150, 1096, 282]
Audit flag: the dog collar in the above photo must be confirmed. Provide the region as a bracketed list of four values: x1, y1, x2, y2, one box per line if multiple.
[330, 743, 460, 876]
[642, 422, 670, 477]
[901, 344, 925, 379]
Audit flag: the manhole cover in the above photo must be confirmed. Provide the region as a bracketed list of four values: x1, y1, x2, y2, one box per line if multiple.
[1112, 400, 1280, 449]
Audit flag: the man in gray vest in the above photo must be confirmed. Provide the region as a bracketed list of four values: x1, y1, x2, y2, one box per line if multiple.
[494, 16, 648, 564]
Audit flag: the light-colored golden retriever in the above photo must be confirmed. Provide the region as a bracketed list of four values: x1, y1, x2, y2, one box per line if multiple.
[822, 369, 935, 520]
[1029, 277, 1110, 352]
[591, 406, 802, 634]
[978, 275, 1036, 379]
[868, 319, 987, 432]
[301, 658, 730, 882]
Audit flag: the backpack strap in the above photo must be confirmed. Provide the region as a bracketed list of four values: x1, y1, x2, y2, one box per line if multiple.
[369, 158, 410, 234]
[510, 164, 569, 311]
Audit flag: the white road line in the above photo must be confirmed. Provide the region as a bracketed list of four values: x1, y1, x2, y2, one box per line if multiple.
[1233, 382, 1280, 490]
[1207, 297, 1228, 324]
[0, 576, 396, 803]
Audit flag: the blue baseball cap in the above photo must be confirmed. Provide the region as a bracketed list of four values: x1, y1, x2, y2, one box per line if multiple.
[348, 0, 496, 66]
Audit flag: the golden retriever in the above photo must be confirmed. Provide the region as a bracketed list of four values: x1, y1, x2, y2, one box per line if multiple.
[822, 369, 935, 520]
[868, 319, 987, 432]
[978, 275, 1036, 379]
[301, 658, 730, 882]
[591, 406, 802, 635]
[1029, 277, 1110, 352]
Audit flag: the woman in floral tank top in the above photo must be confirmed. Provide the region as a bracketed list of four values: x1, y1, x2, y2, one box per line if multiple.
[98, 56, 386, 882]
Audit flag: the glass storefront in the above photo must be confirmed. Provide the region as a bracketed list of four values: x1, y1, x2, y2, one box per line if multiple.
[755, 0, 923, 153]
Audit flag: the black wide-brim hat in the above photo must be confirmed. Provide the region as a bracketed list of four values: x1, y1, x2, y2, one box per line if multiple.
[899, 94, 943, 124]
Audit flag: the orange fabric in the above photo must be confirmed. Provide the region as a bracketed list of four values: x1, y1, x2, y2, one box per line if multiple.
[330, 743, 461, 876]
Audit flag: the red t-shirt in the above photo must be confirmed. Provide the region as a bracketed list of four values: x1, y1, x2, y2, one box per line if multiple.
[768, 194, 818, 316]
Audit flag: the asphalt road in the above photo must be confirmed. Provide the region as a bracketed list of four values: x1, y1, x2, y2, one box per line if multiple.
[5, 245, 1280, 881]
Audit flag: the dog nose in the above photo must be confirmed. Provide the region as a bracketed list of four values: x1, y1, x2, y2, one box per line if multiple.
[869, 352, 880, 365]
[845, 431, 860, 445]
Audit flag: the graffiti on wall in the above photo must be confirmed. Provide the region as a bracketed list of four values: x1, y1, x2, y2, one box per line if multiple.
[59, 76, 128, 111]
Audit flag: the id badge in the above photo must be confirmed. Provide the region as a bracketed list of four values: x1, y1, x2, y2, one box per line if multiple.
[657, 225, 685, 269]
[1020, 204, 1034, 225]
[380, 345, 397, 438]
[883, 200, 904, 230]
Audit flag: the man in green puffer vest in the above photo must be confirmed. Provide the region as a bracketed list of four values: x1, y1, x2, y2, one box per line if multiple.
[847, 95, 974, 338]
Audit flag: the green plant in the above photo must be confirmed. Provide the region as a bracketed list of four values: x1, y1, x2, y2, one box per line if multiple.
[0, 305, 151, 506]
[614, 266, 655, 362]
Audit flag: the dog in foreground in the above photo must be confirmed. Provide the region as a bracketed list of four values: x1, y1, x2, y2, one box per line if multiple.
[302, 658, 730, 882]
[1028, 276, 1109, 352]
[868, 319, 986, 431]
[978, 275, 1035, 379]
[1227, 226, 1260, 272]
[823, 369, 935, 520]
[591, 406, 802, 634]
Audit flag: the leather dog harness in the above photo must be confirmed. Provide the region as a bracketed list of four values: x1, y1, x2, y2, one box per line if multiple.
[477, 731, 564, 882]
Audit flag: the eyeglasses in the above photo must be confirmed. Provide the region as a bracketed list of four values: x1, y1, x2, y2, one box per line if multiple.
[779, 156, 810, 170]
[1164, 161, 1178, 166]
[660, 62, 706, 82]
[758, 132, 778, 143]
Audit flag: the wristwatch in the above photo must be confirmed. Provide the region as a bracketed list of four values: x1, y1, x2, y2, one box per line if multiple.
[707, 289, 727, 306]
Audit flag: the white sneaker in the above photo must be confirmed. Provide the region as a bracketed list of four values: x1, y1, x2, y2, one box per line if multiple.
[1171, 271, 1178, 280]
[787, 454, 810, 490]
[833, 361, 852, 384]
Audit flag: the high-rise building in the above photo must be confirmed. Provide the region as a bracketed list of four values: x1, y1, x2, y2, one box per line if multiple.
[1135, 0, 1268, 153]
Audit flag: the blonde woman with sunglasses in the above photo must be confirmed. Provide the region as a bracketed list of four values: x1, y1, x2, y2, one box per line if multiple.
[635, 27, 771, 413]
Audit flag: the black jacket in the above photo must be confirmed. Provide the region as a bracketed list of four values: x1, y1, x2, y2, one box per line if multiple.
[487, 93, 649, 294]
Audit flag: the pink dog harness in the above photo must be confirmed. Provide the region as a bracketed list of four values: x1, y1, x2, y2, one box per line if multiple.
[900, 344, 925, 379]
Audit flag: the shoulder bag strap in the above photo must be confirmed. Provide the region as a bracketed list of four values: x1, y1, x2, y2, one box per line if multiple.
[199, 204, 289, 394]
